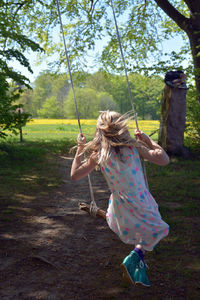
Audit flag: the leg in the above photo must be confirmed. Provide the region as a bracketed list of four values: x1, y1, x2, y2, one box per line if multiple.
[135, 244, 144, 252]
[134, 244, 145, 260]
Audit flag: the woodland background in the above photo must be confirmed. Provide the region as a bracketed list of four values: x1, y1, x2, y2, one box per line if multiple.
[1, 0, 200, 142]
[19, 71, 163, 120]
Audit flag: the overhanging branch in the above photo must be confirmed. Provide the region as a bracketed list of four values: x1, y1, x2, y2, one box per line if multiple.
[184, 0, 200, 14]
[153, 0, 190, 32]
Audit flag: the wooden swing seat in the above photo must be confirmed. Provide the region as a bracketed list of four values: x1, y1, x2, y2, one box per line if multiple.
[79, 202, 106, 220]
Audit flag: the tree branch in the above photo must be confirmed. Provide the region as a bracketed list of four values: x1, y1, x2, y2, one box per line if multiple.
[13, 1, 27, 20]
[184, 0, 200, 14]
[153, 0, 190, 32]
[89, 0, 100, 16]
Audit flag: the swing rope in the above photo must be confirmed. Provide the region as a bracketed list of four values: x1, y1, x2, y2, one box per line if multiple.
[110, 0, 149, 189]
[56, 0, 99, 216]
[56, 0, 149, 216]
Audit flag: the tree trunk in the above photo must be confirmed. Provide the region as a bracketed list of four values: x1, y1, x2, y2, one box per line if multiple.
[188, 30, 200, 104]
[186, 18, 200, 137]
[158, 84, 189, 156]
[154, 0, 200, 100]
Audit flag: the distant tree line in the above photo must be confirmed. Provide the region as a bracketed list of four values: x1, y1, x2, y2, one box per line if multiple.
[19, 71, 164, 120]
[1, 1, 199, 140]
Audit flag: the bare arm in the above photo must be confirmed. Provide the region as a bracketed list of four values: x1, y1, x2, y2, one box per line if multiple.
[70, 134, 98, 181]
[135, 130, 170, 166]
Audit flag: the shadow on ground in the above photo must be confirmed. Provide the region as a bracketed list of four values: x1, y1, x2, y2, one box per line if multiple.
[0, 154, 200, 300]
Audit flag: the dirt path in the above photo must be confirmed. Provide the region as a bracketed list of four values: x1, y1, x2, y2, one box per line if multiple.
[0, 156, 130, 300]
[0, 156, 187, 300]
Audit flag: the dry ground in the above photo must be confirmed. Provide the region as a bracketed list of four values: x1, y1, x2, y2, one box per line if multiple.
[0, 155, 199, 300]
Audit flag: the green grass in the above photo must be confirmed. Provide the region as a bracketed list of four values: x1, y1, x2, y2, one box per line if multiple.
[1, 123, 199, 222]
[0, 124, 200, 299]
[17, 123, 96, 141]
[7, 121, 160, 143]
[0, 139, 66, 222]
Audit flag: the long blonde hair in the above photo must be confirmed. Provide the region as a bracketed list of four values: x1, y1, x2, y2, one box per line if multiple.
[82, 111, 138, 164]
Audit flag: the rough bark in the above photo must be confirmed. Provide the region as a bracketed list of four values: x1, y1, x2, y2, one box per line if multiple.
[154, 0, 200, 102]
[188, 29, 200, 103]
[158, 84, 189, 157]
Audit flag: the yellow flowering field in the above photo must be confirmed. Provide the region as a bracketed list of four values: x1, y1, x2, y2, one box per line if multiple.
[28, 118, 159, 129]
[28, 119, 98, 125]
[23, 119, 160, 142]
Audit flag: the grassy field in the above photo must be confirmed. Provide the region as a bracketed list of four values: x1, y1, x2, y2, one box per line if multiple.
[1, 118, 199, 217]
[0, 119, 200, 299]
[19, 119, 160, 142]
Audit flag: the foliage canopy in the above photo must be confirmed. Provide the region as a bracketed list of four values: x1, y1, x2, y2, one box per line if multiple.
[0, 0, 43, 138]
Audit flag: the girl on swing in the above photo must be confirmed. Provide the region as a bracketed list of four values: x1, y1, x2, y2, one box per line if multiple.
[70, 110, 169, 286]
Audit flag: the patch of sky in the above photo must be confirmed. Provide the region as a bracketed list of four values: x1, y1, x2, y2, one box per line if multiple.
[11, 5, 189, 83]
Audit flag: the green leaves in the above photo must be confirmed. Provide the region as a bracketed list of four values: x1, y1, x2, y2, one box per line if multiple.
[0, 0, 43, 138]
[0, 75, 30, 138]
[20, 70, 163, 120]
[37, 96, 61, 118]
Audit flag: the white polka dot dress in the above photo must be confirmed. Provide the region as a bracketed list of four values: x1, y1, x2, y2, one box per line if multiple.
[100, 146, 169, 251]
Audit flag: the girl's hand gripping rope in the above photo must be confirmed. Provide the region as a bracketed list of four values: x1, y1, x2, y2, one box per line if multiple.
[71, 133, 97, 181]
[134, 129, 170, 166]
[134, 129, 150, 144]
[77, 133, 86, 148]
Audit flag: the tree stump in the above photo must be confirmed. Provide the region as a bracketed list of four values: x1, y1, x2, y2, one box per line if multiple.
[158, 84, 189, 157]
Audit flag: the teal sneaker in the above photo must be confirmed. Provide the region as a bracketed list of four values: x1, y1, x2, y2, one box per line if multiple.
[121, 250, 150, 287]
